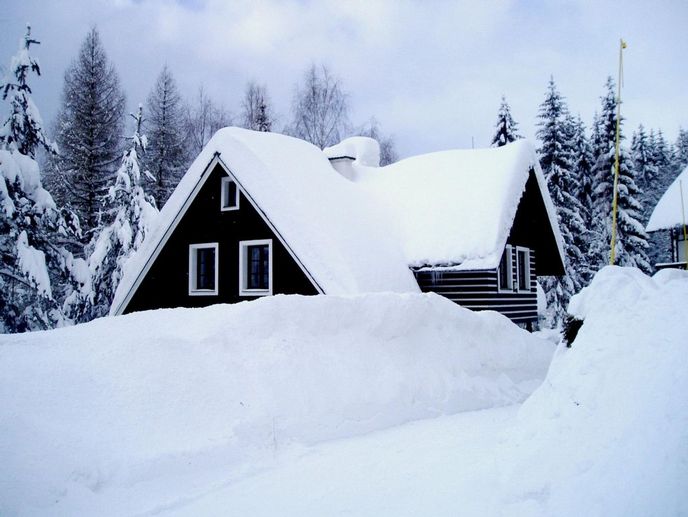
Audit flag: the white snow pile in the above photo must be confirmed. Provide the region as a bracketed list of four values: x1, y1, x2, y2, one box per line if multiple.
[148, 268, 688, 516]
[0, 292, 552, 516]
[498, 266, 688, 516]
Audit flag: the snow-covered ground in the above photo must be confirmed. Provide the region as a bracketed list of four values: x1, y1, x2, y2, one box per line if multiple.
[1, 267, 687, 516]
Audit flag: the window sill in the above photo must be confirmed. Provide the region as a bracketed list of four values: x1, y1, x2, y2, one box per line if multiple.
[189, 289, 219, 296]
[239, 288, 271, 297]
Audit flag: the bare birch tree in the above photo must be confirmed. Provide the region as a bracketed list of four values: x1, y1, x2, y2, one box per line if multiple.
[240, 81, 275, 132]
[289, 64, 350, 149]
[183, 85, 231, 157]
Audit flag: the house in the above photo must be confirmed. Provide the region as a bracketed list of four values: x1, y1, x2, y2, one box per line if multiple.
[111, 128, 564, 326]
[646, 165, 688, 270]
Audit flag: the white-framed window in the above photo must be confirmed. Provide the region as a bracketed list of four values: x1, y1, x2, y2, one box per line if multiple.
[239, 239, 272, 296]
[189, 243, 219, 295]
[498, 245, 513, 292]
[515, 246, 532, 292]
[220, 176, 239, 211]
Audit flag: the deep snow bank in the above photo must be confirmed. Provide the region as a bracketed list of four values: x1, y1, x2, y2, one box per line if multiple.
[499, 266, 688, 516]
[0, 292, 551, 515]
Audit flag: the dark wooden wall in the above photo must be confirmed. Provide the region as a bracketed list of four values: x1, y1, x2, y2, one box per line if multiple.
[124, 164, 319, 314]
[413, 250, 538, 324]
[509, 170, 564, 276]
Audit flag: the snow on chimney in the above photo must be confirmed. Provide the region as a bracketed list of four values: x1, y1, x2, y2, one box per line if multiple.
[324, 137, 380, 181]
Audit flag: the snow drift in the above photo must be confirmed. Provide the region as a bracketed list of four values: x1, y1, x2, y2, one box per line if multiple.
[498, 266, 688, 516]
[0, 292, 552, 516]
[162, 266, 688, 517]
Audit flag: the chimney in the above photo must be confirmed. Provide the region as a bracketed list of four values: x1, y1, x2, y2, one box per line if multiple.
[327, 155, 357, 181]
[323, 136, 380, 181]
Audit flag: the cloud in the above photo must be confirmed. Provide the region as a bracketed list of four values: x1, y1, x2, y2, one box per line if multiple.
[1, 0, 686, 158]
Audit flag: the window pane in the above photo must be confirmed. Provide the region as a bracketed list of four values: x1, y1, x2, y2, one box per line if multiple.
[262, 246, 269, 288]
[499, 250, 510, 289]
[247, 244, 269, 290]
[678, 237, 687, 262]
[518, 250, 528, 290]
[229, 181, 237, 205]
[222, 179, 237, 208]
[197, 247, 215, 290]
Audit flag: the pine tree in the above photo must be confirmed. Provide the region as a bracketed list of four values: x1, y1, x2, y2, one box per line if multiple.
[535, 78, 586, 326]
[491, 95, 522, 147]
[0, 25, 84, 332]
[590, 77, 650, 272]
[49, 27, 126, 241]
[144, 65, 186, 208]
[240, 81, 274, 132]
[78, 106, 159, 321]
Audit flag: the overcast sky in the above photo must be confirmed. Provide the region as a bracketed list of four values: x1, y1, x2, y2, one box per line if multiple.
[1, 0, 686, 158]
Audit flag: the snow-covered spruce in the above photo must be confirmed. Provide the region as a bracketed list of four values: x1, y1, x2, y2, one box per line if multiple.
[569, 115, 596, 284]
[491, 95, 522, 148]
[75, 106, 158, 322]
[535, 78, 587, 326]
[589, 77, 650, 273]
[0, 25, 84, 333]
[675, 127, 688, 172]
[0, 25, 57, 158]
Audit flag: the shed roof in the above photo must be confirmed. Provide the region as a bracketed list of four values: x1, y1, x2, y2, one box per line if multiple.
[646, 165, 688, 232]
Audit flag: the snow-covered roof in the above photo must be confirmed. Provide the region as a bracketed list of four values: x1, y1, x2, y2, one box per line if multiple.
[357, 140, 564, 270]
[112, 129, 563, 315]
[111, 129, 419, 314]
[646, 165, 688, 232]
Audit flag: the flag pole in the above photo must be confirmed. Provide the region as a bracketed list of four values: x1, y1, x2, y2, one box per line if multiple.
[680, 180, 688, 270]
[609, 38, 627, 265]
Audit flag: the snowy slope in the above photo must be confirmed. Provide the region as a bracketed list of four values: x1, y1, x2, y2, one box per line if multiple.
[0, 293, 552, 516]
[497, 266, 688, 516]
